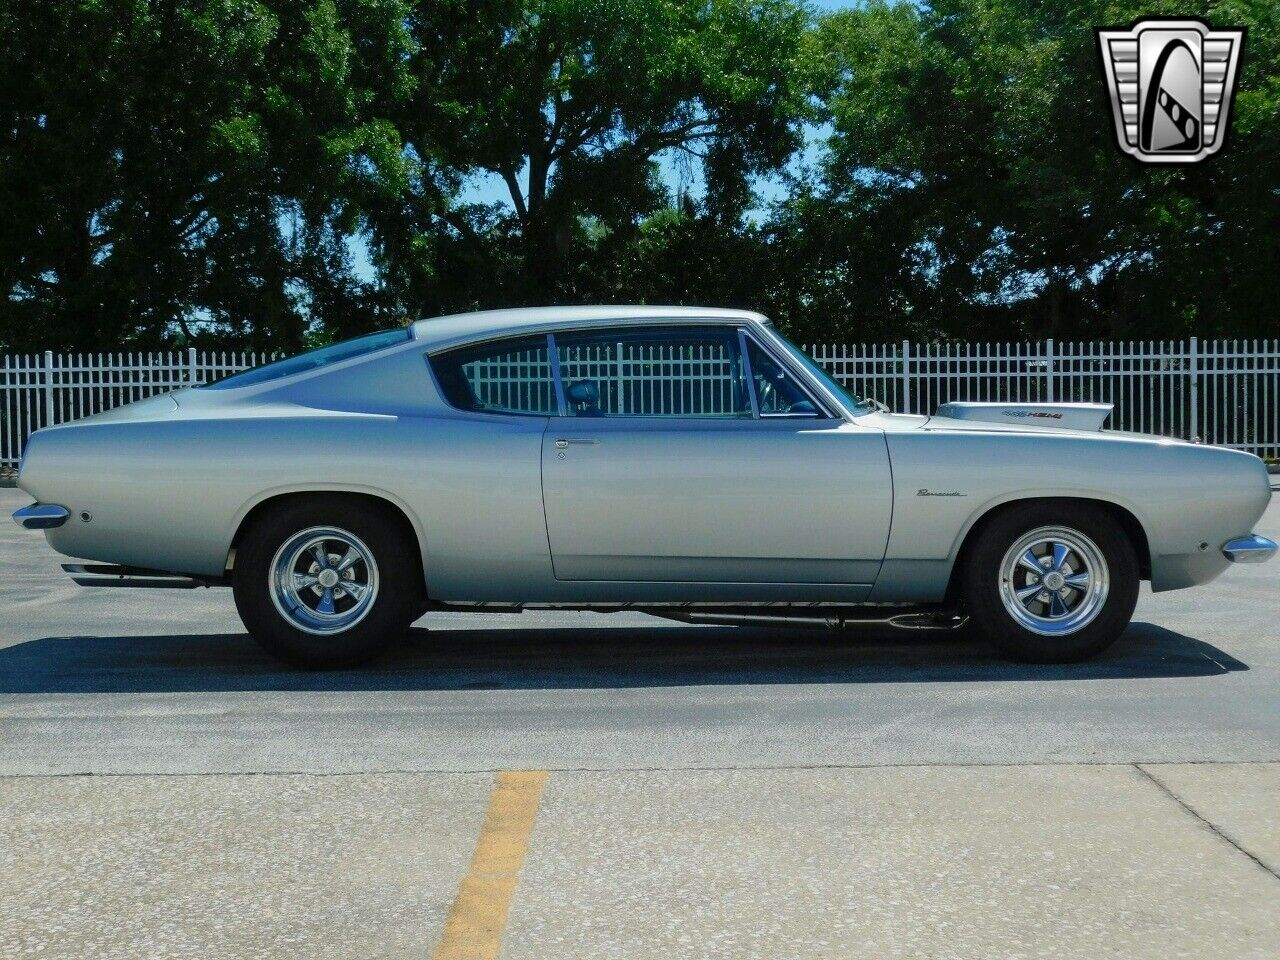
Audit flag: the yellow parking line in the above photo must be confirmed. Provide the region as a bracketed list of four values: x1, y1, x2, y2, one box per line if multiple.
[432, 770, 548, 960]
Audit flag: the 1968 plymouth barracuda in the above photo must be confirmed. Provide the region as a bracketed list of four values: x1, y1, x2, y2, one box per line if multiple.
[13, 306, 1277, 667]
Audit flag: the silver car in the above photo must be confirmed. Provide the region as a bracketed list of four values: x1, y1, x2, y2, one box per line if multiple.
[13, 306, 1276, 667]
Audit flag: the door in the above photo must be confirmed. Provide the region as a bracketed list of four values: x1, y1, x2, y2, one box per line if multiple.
[540, 326, 893, 585]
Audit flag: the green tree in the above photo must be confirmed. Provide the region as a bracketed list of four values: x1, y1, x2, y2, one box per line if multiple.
[0, 0, 413, 352]
[373, 0, 812, 310]
[2, 0, 1277, 352]
[810, 0, 1280, 341]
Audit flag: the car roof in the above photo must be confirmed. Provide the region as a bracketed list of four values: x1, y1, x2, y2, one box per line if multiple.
[410, 305, 768, 351]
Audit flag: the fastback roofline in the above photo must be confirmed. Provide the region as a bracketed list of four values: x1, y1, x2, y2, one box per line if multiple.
[411, 305, 769, 353]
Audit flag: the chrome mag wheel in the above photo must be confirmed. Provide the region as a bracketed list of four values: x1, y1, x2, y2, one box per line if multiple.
[998, 526, 1109, 636]
[269, 526, 380, 635]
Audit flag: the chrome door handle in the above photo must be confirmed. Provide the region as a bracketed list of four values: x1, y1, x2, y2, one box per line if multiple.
[554, 438, 601, 448]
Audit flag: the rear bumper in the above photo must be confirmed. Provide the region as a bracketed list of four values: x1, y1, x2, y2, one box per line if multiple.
[1222, 534, 1278, 563]
[12, 503, 70, 529]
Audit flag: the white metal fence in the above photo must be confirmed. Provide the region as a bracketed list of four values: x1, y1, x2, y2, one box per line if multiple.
[1, 349, 274, 468]
[816, 339, 1280, 457]
[3, 339, 1279, 467]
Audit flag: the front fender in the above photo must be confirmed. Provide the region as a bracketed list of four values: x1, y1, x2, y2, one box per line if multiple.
[871, 430, 1269, 601]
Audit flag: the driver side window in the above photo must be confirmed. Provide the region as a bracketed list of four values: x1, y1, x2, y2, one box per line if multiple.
[744, 338, 819, 417]
[555, 327, 752, 419]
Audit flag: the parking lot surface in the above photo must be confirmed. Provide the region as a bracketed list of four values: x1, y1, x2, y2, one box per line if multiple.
[2, 487, 1278, 958]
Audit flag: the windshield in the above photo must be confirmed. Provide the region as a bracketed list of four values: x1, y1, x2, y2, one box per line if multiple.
[765, 328, 878, 415]
[200, 327, 413, 390]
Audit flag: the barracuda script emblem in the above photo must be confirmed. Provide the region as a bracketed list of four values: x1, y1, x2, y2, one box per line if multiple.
[1096, 18, 1245, 164]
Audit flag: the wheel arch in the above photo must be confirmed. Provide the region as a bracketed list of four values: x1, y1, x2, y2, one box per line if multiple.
[944, 496, 1152, 604]
[227, 487, 428, 596]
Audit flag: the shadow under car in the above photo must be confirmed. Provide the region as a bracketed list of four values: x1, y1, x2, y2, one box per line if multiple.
[0, 620, 1247, 694]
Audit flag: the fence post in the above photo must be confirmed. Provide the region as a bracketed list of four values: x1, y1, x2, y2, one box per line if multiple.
[187, 346, 198, 386]
[1045, 338, 1055, 402]
[1188, 336, 1199, 442]
[615, 341, 625, 415]
[42, 350, 55, 428]
[901, 339, 912, 414]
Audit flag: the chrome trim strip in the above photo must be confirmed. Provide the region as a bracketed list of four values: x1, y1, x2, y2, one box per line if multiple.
[12, 503, 70, 530]
[1222, 534, 1278, 563]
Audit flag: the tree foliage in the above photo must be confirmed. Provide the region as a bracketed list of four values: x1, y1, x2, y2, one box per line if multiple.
[803, 0, 1280, 341]
[1, 0, 1277, 351]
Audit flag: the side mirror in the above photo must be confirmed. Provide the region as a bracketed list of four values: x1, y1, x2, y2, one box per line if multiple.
[788, 400, 818, 416]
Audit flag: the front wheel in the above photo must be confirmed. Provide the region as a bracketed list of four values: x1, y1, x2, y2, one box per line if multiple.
[232, 496, 420, 669]
[959, 502, 1139, 663]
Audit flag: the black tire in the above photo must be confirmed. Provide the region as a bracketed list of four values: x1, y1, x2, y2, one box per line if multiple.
[959, 501, 1139, 663]
[232, 496, 421, 669]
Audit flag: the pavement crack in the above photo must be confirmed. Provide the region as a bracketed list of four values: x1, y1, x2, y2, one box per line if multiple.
[1133, 763, 1280, 884]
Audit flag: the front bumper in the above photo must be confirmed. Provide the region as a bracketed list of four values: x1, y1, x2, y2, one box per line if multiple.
[1222, 534, 1278, 563]
[12, 503, 70, 530]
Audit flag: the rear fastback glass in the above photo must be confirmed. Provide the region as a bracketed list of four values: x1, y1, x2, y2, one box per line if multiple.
[200, 328, 412, 390]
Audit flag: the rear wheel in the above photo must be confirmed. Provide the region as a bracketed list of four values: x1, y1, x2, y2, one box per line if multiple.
[233, 497, 420, 669]
[959, 502, 1139, 663]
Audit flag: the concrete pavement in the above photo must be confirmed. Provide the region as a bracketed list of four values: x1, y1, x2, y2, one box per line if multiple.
[1, 765, 1276, 959]
[2, 487, 1278, 958]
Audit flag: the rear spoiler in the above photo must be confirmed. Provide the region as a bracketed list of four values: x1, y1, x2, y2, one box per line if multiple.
[935, 402, 1113, 432]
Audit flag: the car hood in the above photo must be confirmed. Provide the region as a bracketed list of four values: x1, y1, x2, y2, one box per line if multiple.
[857, 408, 1192, 446]
[935, 401, 1113, 431]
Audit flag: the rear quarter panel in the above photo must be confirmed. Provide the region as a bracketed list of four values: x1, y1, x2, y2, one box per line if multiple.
[21, 412, 432, 578]
[18, 345, 555, 594]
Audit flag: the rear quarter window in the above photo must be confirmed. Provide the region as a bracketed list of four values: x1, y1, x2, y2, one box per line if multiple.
[430, 337, 558, 415]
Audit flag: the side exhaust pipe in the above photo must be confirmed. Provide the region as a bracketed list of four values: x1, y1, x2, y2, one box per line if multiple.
[62, 563, 218, 589]
[647, 609, 967, 631]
